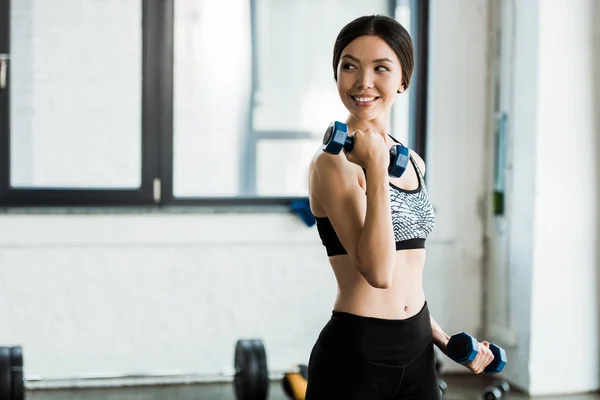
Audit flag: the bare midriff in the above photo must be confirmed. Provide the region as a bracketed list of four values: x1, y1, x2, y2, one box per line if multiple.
[329, 249, 426, 320]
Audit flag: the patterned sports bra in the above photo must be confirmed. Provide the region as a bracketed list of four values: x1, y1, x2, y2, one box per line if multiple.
[315, 141, 435, 257]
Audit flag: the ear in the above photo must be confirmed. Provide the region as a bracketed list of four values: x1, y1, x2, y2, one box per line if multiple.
[397, 81, 406, 94]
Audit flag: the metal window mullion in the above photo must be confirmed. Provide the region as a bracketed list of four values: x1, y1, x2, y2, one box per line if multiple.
[0, 0, 11, 199]
[253, 131, 317, 140]
[154, 0, 174, 205]
[409, 0, 429, 162]
[240, 0, 259, 197]
[142, 0, 166, 204]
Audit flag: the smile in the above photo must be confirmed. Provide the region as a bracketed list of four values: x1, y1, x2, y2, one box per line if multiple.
[351, 95, 380, 106]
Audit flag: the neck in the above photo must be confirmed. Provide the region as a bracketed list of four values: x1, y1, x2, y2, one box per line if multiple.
[345, 113, 391, 139]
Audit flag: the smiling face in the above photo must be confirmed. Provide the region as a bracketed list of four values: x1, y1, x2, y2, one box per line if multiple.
[336, 35, 404, 125]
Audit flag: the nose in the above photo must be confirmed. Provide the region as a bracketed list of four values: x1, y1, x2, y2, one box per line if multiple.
[355, 69, 374, 89]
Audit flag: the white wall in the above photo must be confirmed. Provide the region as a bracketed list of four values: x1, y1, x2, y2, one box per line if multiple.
[529, 0, 599, 395]
[0, 0, 491, 386]
[494, 0, 541, 391]
[496, 0, 600, 395]
[425, 0, 490, 371]
[0, 213, 336, 381]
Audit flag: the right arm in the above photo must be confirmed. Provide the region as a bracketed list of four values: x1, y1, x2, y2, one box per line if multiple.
[313, 133, 396, 288]
[356, 166, 396, 287]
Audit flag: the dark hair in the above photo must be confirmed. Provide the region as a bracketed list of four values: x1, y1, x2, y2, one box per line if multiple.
[332, 15, 414, 90]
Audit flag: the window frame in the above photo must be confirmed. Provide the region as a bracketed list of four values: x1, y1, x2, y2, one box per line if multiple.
[0, 0, 430, 208]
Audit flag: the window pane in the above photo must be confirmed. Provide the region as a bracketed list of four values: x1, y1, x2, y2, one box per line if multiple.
[251, 1, 414, 197]
[392, 0, 412, 146]
[172, 0, 252, 198]
[9, 0, 142, 189]
[256, 139, 322, 197]
[253, 0, 390, 134]
[172, 0, 415, 198]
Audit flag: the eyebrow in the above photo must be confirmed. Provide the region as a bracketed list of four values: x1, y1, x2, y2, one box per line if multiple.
[341, 54, 394, 63]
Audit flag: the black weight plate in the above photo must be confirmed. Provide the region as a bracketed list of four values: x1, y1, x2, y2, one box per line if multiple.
[9, 348, 22, 369]
[0, 347, 11, 400]
[234, 340, 259, 400]
[10, 368, 24, 400]
[250, 339, 268, 400]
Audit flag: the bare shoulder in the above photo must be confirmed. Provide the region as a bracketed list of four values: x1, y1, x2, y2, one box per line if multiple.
[409, 149, 426, 176]
[310, 151, 359, 192]
[308, 151, 363, 215]
[308, 152, 340, 211]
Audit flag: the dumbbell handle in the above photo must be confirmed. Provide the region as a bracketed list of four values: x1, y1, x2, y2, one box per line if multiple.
[341, 135, 355, 153]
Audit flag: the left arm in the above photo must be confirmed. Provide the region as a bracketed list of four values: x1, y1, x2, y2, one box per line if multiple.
[411, 152, 449, 351]
[430, 316, 450, 354]
[414, 151, 495, 373]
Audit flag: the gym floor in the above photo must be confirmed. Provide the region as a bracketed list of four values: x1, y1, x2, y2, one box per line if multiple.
[22, 376, 600, 400]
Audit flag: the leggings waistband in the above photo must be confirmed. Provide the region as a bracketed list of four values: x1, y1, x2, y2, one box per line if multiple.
[317, 301, 433, 366]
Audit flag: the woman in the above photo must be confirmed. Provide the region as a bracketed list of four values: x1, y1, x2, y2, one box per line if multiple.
[306, 15, 494, 399]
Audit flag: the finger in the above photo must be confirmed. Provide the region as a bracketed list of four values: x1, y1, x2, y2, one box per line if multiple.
[471, 358, 484, 373]
[475, 353, 492, 370]
[483, 352, 494, 368]
[479, 348, 492, 363]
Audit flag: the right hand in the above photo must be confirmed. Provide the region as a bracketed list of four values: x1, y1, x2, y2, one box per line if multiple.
[345, 128, 389, 171]
[465, 341, 495, 374]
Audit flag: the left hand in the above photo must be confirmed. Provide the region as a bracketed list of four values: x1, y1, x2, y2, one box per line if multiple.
[465, 341, 495, 374]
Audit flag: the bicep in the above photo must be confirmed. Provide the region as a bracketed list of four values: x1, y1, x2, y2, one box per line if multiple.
[314, 159, 365, 261]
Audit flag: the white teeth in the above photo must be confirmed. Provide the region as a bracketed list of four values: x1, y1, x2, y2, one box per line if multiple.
[353, 96, 376, 102]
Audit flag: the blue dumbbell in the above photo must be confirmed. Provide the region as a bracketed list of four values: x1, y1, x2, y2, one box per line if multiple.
[446, 332, 507, 374]
[321, 121, 409, 178]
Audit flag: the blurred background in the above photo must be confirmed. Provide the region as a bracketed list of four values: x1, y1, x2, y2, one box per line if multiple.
[0, 0, 599, 399]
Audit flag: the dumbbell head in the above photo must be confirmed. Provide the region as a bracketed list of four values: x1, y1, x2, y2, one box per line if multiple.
[495, 380, 510, 394]
[234, 339, 269, 400]
[483, 380, 510, 399]
[446, 332, 478, 365]
[484, 343, 507, 374]
[438, 379, 448, 395]
[322, 121, 350, 154]
[388, 144, 410, 178]
[483, 386, 503, 400]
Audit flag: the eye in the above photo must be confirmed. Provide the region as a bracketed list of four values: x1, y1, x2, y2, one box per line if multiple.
[375, 66, 390, 72]
[342, 63, 357, 70]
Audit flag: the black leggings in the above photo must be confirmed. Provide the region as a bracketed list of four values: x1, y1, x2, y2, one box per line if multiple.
[305, 301, 440, 400]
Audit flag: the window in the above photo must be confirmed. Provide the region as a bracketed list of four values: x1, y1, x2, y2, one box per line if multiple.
[0, 0, 429, 207]
[0, 0, 159, 206]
